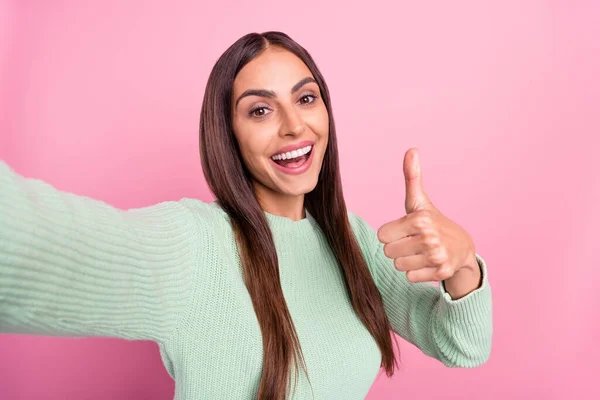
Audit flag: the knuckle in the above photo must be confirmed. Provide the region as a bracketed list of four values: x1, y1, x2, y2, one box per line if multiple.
[414, 218, 427, 230]
[430, 249, 447, 264]
[420, 226, 436, 236]
[424, 234, 441, 248]
[414, 212, 433, 229]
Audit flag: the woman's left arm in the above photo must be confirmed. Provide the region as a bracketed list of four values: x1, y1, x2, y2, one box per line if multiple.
[351, 212, 493, 368]
[350, 148, 493, 367]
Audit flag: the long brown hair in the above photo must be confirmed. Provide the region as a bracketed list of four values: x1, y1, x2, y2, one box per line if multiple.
[199, 31, 400, 399]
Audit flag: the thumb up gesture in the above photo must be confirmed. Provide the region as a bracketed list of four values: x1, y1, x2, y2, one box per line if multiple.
[376, 148, 479, 284]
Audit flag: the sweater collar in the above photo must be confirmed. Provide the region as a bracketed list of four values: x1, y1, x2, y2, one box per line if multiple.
[210, 201, 316, 230]
[263, 208, 315, 230]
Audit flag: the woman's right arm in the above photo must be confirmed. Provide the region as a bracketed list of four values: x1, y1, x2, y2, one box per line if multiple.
[0, 161, 202, 343]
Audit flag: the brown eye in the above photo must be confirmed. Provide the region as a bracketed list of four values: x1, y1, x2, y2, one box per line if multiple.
[249, 106, 270, 118]
[299, 94, 317, 105]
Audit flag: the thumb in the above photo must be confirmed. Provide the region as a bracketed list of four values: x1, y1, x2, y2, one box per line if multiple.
[404, 148, 431, 214]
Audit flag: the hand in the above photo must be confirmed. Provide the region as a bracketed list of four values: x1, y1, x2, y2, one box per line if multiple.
[377, 148, 477, 283]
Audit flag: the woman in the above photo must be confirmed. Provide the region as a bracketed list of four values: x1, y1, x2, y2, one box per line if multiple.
[0, 31, 492, 400]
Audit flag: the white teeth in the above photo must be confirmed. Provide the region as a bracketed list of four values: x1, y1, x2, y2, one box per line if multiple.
[272, 145, 312, 161]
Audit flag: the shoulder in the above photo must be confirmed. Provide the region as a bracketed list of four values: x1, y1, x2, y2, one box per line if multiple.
[177, 198, 231, 225]
[178, 197, 220, 216]
[346, 211, 384, 283]
[346, 211, 380, 252]
[169, 198, 231, 240]
[347, 211, 375, 235]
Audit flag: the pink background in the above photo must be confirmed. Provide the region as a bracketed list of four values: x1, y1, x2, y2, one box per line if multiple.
[1, 1, 598, 399]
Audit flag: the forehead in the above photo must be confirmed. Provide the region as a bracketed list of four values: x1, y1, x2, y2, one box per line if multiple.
[233, 47, 314, 95]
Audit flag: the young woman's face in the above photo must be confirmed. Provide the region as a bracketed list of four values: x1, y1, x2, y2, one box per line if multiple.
[231, 47, 329, 200]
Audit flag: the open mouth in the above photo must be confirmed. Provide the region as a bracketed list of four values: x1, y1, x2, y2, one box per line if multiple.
[271, 145, 313, 168]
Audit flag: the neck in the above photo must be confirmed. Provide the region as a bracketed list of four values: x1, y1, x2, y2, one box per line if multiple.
[253, 182, 306, 222]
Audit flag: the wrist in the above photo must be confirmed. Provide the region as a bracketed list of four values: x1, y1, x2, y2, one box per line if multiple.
[461, 252, 479, 273]
[443, 253, 482, 300]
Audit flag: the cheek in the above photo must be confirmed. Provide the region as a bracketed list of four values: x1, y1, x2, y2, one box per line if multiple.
[237, 137, 269, 173]
[310, 107, 329, 137]
[234, 122, 261, 165]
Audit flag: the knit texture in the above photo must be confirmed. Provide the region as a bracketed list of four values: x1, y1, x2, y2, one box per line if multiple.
[0, 161, 492, 399]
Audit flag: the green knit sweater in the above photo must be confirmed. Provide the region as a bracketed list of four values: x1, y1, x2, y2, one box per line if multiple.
[0, 161, 492, 399]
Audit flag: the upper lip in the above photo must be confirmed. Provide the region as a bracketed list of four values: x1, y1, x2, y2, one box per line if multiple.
[271, 140, 315, 157]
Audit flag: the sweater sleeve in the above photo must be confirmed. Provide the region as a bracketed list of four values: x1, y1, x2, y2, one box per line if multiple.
[0, 161, 202, 343]
[349, 212, 493, 368]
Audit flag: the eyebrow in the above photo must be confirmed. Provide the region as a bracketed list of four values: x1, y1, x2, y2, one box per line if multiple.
[234, 77, 317, 109]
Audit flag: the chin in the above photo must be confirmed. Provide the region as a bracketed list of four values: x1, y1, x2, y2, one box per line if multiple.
[279, 179, 318, 196]
[281, 181, 317, 196]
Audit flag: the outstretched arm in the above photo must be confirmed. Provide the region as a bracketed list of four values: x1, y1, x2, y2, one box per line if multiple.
[0, 161, 201, 343]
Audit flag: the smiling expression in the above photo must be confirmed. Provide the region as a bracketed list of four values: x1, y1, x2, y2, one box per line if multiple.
[231, 47, 330, 202]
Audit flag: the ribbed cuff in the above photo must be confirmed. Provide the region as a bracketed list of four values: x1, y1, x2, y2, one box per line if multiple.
[434, 253, 493, 367]
[440, 253, 489, 305]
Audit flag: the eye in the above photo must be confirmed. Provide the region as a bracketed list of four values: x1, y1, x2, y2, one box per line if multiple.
[298, 93, 318, 105]
[249, 106, 271, 118]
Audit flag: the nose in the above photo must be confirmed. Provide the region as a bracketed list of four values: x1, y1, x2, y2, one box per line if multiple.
[279, 104, 306, 137]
